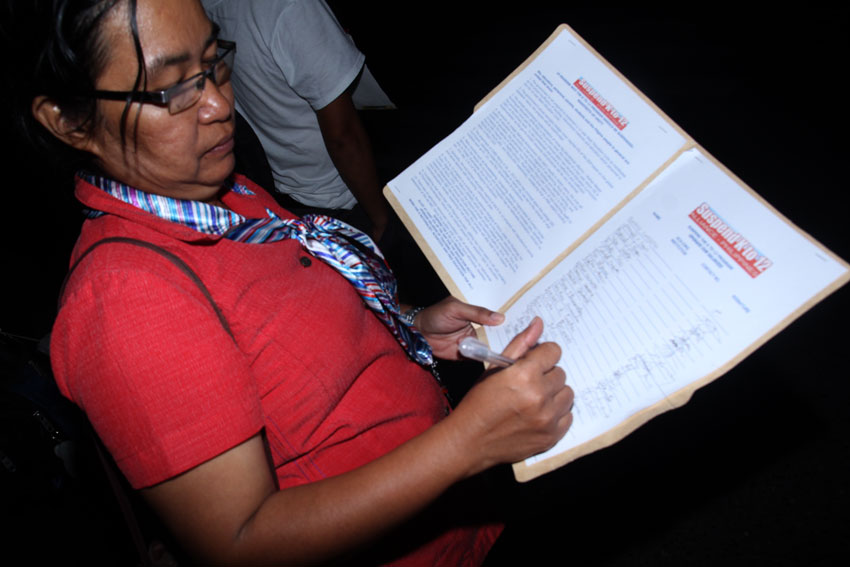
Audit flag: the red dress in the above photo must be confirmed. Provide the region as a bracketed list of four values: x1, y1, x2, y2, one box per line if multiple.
[51, 174, 501, 565]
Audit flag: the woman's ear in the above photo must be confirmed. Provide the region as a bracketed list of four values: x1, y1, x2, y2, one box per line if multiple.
[31, 95, 93, 151]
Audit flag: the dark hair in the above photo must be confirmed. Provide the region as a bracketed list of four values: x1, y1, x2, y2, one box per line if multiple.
[1, 0, 144, 169]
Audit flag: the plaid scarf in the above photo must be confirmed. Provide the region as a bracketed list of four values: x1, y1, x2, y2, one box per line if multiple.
[82, 173, 433, 366]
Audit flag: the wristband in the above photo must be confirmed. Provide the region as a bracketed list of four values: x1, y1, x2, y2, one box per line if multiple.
[399, 306, 425, 326]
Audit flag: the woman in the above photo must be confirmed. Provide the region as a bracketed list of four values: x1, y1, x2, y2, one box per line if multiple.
[11, 0, 574, 564]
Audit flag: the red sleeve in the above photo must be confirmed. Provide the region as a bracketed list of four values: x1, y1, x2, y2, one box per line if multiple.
[51, 260, 263, 488]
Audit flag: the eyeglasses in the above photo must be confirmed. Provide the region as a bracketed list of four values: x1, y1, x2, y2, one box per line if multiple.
[91, 40, 236, 115]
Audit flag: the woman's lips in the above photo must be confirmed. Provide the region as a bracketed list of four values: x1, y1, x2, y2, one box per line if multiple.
[207, 133, 235, 156]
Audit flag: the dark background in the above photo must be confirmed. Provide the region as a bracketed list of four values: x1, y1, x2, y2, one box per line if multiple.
[2, 1, 848, 565]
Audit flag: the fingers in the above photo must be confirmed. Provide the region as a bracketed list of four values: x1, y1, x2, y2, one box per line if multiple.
[552, 381, 575, 434]
[509, 365, 573, 455]
[500, 317, 542, 360]
[452, 348, 574, 473]
[501, 316, 559, 364]
[468, 305, 505, 326]
[444, 297, 505, 327]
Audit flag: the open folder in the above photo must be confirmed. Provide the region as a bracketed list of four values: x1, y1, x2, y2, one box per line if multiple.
[383, 24, 849, 482]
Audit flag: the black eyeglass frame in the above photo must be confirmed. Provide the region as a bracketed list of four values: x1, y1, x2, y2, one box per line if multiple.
[90, 39, 236, 114]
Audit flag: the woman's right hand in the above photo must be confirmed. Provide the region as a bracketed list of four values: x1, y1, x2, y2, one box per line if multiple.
[142, 316, 572, 565]
[446, 317, 574, 477]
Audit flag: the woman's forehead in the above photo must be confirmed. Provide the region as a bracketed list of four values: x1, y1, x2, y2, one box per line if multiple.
[103, 0, 213, 75]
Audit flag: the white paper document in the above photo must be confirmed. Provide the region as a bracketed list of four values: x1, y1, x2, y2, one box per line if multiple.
[387, 29, 686, 310]
[484, 149, 847, 470]
[384, 25, 849, 480]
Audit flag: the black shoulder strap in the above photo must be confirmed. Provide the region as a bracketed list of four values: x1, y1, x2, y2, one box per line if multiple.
[59, 236, 234, 339]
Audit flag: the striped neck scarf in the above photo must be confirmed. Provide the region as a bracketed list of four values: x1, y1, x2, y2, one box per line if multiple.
[82, 173, 433, 366]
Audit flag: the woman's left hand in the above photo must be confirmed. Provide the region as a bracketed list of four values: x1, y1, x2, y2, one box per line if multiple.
[412, 297, 504, 360]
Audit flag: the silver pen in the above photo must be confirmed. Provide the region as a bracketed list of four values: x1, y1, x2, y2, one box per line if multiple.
[458, 337, 516, 368]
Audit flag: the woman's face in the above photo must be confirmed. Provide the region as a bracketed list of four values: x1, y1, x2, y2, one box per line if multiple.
[85, 0, 235, 202]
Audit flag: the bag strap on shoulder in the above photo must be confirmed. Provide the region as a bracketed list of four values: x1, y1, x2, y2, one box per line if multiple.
[59, 236, 233, 339]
